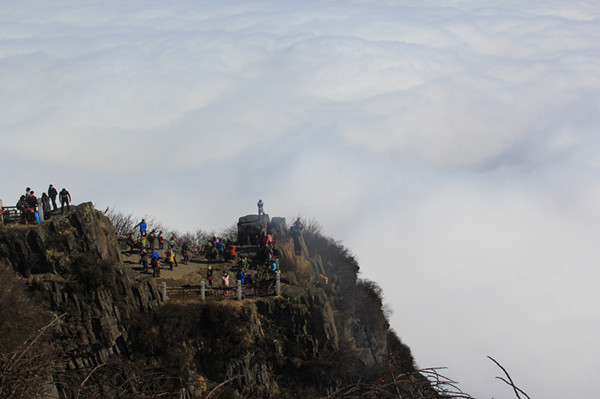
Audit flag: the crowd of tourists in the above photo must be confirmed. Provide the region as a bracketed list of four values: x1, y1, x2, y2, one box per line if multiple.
[125, 199, 293, 290]
[1, 185, 72, 225]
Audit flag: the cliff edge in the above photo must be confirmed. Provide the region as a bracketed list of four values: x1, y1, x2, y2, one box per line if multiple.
[0, 204, 440, 399]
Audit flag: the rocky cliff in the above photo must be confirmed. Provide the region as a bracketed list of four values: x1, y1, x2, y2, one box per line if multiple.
[0, 204, 439, 399]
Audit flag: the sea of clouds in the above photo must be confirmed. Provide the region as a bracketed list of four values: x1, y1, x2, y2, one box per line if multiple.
[1, 1, 600, 397]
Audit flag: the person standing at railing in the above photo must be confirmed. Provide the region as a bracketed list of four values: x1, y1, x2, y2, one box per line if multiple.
[27, 191, 38, 223]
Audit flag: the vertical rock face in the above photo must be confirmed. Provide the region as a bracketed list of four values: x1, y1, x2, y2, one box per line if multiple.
[271, 225, 394, 370]
[0, 203, 162, 395]
[0, 202, 122, 276]
[237, 214, 270, 245]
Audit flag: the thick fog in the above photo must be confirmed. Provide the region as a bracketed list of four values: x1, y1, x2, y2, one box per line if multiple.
[2, 1, 600, 397]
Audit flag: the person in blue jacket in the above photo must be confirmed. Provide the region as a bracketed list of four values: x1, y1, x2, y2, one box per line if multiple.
[215, 239, 226, 262]
[237, 270, 246, 284]
[134, 219, 147, 237]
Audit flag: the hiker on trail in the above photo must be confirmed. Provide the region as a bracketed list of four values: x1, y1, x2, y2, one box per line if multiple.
[169, 235, 178, 267]
[158, 231, 165, 249]
[225, 242, 236, 261]
[48, 185, 58, 211]
[151, 251, 161, 277]
[257, 199, 264, 216]
[140, 235, 147, 248]
[41, 193, 51, 219]
[127, 233, 136, 255]
[222, 271, 229, 287]
[207, 265, 213, 287]
[182, 241, 190, 264]
[215, 239, 226, 262]
[26, 187, 31, 198]
[134, 219, 147, 237]
[205, 240, 215, 262]
[147, 231, 156, 252]
[165, 248, 174, 271]
[59, 188, 71, 213]
[140, 247, 149, 273]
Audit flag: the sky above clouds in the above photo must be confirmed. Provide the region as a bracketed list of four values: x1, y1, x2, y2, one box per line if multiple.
[2, 1, 600, 397]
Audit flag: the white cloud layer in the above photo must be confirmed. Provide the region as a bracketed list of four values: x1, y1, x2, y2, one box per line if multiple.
[2, 1, 600, 397]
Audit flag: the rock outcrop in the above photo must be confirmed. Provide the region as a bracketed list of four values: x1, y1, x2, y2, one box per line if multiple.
[0, 204, 437, 399]
[0, 203, 162, 397]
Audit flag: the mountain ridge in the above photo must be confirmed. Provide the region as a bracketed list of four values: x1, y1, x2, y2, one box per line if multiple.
[0, 202, 442, 398]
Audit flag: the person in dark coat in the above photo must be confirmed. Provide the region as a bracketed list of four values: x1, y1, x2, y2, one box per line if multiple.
[27, 191, 38, 224]
[48, 184, 58, 211]
[41, 192, 51, 219]
[59, 188, 71, 213]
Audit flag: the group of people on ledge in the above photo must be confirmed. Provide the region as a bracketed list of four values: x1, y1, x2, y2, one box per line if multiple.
[123, 200, 303, 287]
[2, 185, 72, 225]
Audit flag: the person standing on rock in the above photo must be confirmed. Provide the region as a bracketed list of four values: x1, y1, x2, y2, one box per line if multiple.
[147, 230, 156, 252]
[59, 188, 71, 213]
[257, 199, 264, 216]
[48, 184, 58, 211]
[41, 192, 51, 220]
[134, 219, 147, 237]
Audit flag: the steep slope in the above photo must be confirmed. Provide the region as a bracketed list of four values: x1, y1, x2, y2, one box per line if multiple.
[0, 204, 441, 398]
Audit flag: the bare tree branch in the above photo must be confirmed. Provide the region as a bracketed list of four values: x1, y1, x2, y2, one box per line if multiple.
[488, 355, 531, 399]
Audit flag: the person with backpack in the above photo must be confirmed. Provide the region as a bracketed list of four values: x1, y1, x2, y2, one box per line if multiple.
[16, 195, 27, 224]
[59, 188, 71, 213]
[215, 239, 225, 262]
